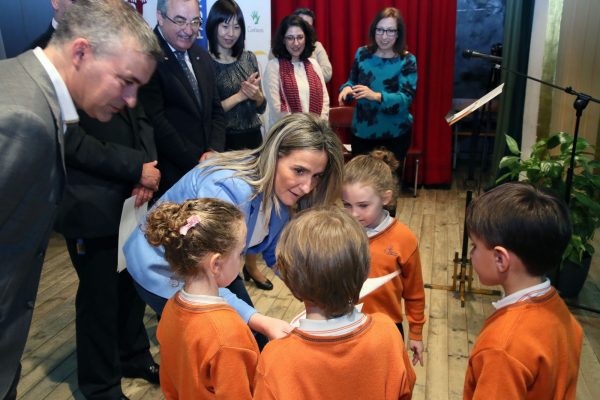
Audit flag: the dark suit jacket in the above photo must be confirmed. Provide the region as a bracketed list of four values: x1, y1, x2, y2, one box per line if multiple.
[29, 24, 54, 49]
[55, 106, 157, 239]
[0, 50, 65, 398]
[140, 27, 225, 196]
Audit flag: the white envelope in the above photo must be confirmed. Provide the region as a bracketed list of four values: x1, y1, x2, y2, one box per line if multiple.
[117, 196, 148, 272]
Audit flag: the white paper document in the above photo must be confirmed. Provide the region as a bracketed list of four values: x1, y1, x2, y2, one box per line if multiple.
[289, 270, 400, 326]
[446, 83, 504, 125]
[358, 270, 400, 298]
[117, 196, 148, 272]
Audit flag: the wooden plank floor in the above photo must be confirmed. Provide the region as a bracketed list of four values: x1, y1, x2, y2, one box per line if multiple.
[17, 186, 600, 399]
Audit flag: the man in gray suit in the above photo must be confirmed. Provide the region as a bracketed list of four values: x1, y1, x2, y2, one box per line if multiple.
[0, 1, 161, 399]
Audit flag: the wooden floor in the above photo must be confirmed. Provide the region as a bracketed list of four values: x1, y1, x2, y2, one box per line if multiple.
[17, 184, 600, 399]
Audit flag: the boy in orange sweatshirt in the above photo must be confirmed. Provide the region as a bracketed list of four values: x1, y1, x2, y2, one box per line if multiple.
[254, 206, 415, 400]
[463, 182, 583, 399]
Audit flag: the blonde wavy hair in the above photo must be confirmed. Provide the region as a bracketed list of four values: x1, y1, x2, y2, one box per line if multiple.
[200, 113, 344, 219]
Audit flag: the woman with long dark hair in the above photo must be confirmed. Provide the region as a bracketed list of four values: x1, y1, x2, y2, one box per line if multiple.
[206, 0, 265, 151]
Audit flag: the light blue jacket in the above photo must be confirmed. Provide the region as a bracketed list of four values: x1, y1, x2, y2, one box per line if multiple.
[124, 165, 289, 322]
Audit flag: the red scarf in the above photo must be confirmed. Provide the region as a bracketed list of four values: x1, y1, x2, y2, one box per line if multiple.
[278, 58, 323, 116]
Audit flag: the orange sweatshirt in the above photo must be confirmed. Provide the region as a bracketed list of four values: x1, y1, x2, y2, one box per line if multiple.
[464, 288, 583, 399]
[158, 293, 260, 400]
[363, 219, 426, 340]
[253, 313, 416, 400]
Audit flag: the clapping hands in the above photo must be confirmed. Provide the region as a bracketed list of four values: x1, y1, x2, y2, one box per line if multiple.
[240, 72, 263, 102]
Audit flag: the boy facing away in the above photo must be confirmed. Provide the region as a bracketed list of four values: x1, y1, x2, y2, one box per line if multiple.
[463, 182, 583, 399]
[253, 206, 416, 400]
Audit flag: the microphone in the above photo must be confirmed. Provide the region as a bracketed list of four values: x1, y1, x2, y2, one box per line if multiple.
[462, 49, 502, 64]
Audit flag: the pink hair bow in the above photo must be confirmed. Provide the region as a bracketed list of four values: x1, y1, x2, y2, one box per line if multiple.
[179, 215, 200, 235]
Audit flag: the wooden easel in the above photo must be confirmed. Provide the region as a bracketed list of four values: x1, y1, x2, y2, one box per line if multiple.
[425, 191, 501, 307]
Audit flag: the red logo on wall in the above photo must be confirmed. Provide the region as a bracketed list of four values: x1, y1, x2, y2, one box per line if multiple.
[127, 0, 147, 14]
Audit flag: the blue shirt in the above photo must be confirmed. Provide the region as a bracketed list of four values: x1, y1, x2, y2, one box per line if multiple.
[124, 164, 289, 322]
[340, 47, 417, 140]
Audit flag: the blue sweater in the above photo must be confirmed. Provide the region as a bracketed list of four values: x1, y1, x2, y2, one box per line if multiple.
[124, 165, 289, 323]
[340, 47, 417, 140]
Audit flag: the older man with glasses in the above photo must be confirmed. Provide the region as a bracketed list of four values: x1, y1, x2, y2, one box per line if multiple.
[140, 0, 226, 200]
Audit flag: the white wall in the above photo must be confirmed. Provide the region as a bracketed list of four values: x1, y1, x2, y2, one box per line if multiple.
[521, 0, 549, 158]
[521, 0, 600, 152]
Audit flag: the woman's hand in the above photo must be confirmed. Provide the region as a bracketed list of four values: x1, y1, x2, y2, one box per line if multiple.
[338, 86, 353, 105]
[240, 81, 262, 102]
[241, 72, 263, 103]
[220, 72, 263, 112]
[246, 71, 260, 86]
[409, 339, 424, 366]
[351, 84, 381, 102]
[248, 313, 293, 340]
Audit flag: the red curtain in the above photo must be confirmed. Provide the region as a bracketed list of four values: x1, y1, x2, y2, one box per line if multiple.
[271, 0, 456, 185]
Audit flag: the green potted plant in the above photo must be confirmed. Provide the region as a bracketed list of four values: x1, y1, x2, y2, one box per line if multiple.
[496, 132, 600, 297]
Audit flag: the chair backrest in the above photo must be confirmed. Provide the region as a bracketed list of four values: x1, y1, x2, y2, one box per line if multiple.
[328, 106, 354, 144]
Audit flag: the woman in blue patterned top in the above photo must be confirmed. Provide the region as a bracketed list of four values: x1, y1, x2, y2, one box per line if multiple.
[207, 0, 265, 151]
[338, 7, 417, 162]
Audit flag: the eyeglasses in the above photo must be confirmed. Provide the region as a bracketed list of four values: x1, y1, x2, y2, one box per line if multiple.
[284, 35, 305, 43]
[375, 28, 398, 37]
[163, 13, 202, 30]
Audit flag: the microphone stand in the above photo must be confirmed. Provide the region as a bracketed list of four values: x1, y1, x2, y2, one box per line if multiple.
[479, 58, 600, 313]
